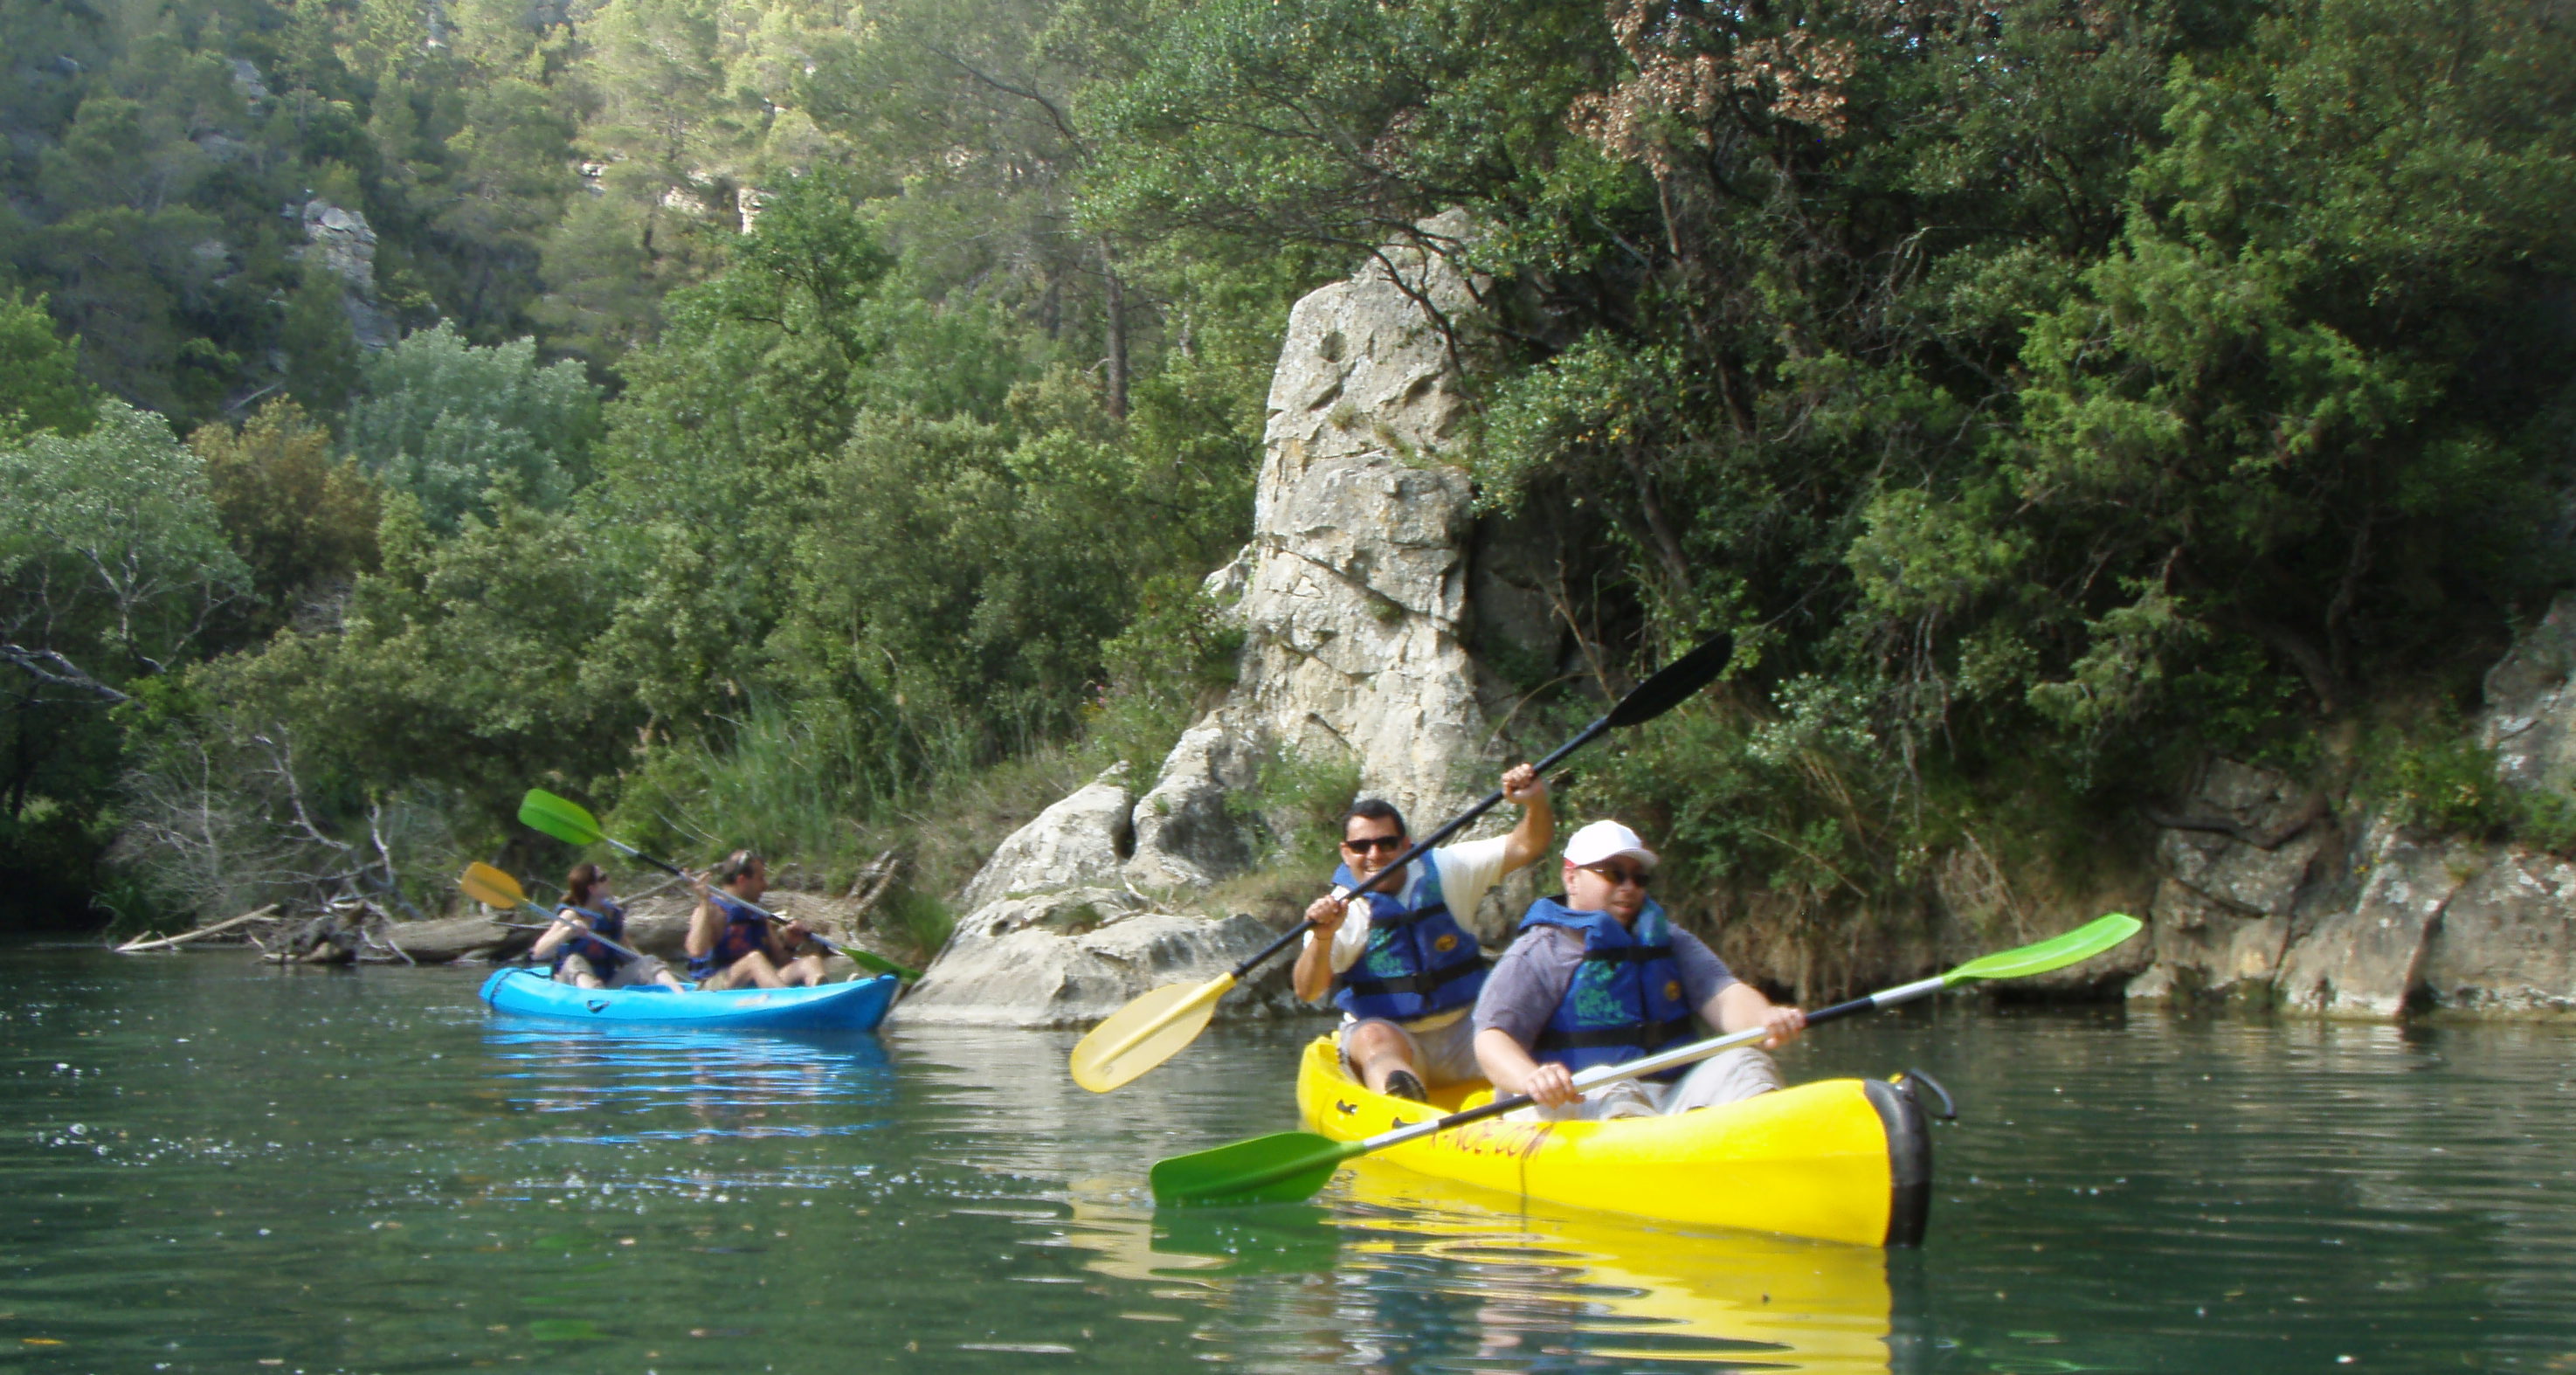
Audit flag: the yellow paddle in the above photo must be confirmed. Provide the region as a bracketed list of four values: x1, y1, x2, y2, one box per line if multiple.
[1069, 633, 1737, 1093]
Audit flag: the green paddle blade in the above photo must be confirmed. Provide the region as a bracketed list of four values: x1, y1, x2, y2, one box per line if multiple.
[835, 945, 922, 981]
[1944, 914, 2142, 985]
[1152, 1131, 1357, 1208]
[519, 789, 605, 847]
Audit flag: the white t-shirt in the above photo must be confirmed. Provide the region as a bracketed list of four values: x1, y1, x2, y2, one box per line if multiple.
[1302, 835, 1513, 1024]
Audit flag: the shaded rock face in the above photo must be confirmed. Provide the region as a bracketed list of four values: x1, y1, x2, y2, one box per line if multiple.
[2128, 750, 2576, 1019]
[2125, 759, 2335, 1005]
[298, 200, 398, 349]
[2482, 591, 2576, 794]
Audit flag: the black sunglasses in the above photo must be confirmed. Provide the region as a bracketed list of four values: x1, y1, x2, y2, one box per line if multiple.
[1584, 863, 1654, 888]
[1342, 835, 1407, 854]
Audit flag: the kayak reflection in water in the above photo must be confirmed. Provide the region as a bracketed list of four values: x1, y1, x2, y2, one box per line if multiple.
[529, 863, 686, 990]
[684, 850, 829, 991]
[1474, 819, 1807, 1120]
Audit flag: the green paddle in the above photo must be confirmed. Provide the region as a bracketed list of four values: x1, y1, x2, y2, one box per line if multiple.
[1150, 913, 2144, 1209]
[515, 789, 923, 981]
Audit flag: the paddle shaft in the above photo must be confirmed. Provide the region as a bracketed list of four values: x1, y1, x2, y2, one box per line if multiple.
[521, 902, 650, 965]
[1224, 716, 1616, 983]
[592, 836, 913, 977]
[1353, 973, 1946, 1156]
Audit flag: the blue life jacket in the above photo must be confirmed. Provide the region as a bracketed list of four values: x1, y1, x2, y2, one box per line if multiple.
[1517, 897, 1695, 1078]
[1332, 858, 1488, 1023]
[551, 900, 628, 977]
[687, 893, 769, 980]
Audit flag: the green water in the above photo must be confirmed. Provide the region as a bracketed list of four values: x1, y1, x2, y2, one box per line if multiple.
[4, 948, 2573, 1372]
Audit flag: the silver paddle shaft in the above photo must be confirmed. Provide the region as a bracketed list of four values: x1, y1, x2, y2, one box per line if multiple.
[1357, 974, 1951, 1152]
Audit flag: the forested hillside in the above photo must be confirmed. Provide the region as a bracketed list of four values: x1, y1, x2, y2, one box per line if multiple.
[4, 0, 2571, 953]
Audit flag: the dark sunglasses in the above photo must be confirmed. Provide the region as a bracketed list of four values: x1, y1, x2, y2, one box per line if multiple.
[1342, 834, 1408, 854]
[1584, 863, 1654, 888]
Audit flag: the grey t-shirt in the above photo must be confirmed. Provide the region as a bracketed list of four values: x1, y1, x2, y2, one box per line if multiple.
[1473, 919, 1738, 1048]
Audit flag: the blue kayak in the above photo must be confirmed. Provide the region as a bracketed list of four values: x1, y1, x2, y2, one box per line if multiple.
[478, 968, 898, 1031]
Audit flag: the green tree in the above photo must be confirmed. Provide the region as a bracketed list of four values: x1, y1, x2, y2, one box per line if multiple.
[0, 288, 99, 439]
[192, 399, 382, 640]
[343, 321, 605, 531]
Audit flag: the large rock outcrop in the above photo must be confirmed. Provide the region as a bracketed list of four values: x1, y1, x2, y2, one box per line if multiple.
[2128, 597, 2576, 1017]
[1125, 210, 1519, 896]
[906, 214, 1555, 1023]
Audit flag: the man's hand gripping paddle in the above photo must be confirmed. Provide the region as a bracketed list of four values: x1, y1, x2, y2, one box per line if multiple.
[1068, 633, 1737, 1095]
[513, 790, 922, 981]
[1149, 913, 2143, 1208]
[457, 861, 651, 965]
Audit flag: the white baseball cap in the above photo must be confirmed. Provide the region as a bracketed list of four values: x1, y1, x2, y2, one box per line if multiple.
[1563, 819, 1659, 870]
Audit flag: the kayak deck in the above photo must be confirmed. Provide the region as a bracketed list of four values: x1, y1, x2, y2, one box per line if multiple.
[478, 967, 898, 1031]
[1293, 1035, 1930, 1247]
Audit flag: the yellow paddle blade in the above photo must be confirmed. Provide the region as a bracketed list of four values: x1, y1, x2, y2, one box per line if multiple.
[1069, 976, 1234, 1093]
[459, 861, 533, 912]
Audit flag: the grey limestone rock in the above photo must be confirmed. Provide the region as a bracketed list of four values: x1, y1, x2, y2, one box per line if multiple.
[2481, 591, 2576, 795]
[894, 898, 1300, 1028]
[1124, 724, 1263, 891]
[2275, 821, 2470, 1019]
[297, 200, 399, 349]
[1123, 211, 1509, 890]
[2418, 848, 2576, 1014]
[2131, 877, 2293, 1002]
[959, 765, 1134, 912]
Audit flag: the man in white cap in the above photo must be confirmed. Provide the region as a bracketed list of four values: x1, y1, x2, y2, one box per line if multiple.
[1473, 819, 1805, 1119]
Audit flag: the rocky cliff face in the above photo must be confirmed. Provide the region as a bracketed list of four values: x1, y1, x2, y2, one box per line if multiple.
[2126, 593, 2576, 1018]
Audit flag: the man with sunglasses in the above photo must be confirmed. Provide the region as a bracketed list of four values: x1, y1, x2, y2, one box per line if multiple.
[1293, 763, 1554, 1102]
[1474, 819, 1806, 1119]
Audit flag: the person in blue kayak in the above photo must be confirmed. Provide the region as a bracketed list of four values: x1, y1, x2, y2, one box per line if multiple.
[529, 862, 684, 990]
[1293, 763, 1554, 1102]
[684, 850, 827, 990]
[1474, 819, 1806, 1119]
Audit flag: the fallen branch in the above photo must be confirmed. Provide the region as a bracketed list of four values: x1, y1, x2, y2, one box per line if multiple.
[115, 904, 282, 953]
[846, 849, 901, 909]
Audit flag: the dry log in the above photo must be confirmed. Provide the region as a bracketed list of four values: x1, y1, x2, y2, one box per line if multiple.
[115, 904, 282, 953]
[373, 913, 536, 964]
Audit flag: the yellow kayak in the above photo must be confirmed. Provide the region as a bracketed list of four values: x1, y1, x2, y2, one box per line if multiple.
[1293, 1034, 1932, 1247]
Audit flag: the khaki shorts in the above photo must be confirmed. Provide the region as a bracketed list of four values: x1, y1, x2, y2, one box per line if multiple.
[556, 953, 673, 988]
[1338, 1012, 1483, 1088]
[1518, 1047, 1783, 1121]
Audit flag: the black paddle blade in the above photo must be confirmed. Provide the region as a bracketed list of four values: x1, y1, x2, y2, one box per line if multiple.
[1605, 633, 1734, 729]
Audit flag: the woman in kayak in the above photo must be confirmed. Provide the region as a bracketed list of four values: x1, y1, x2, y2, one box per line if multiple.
[530, 863, 685, 990]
